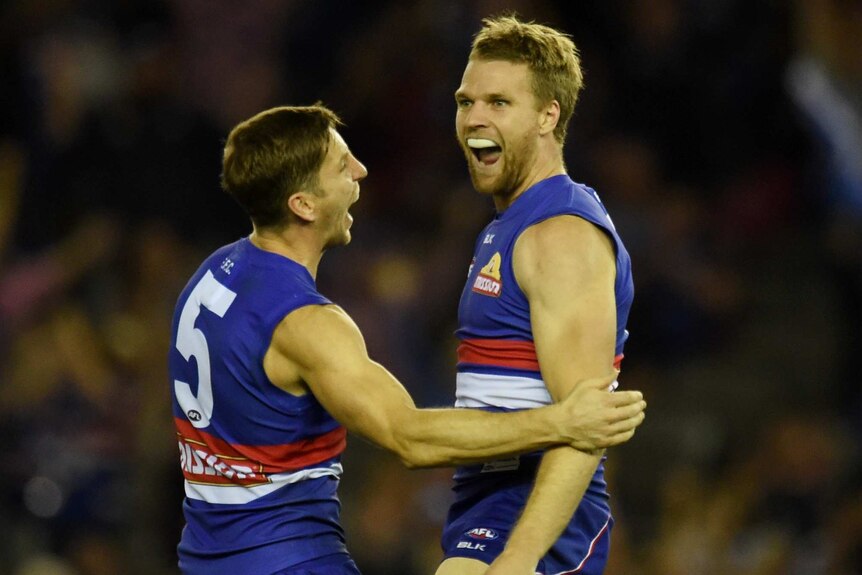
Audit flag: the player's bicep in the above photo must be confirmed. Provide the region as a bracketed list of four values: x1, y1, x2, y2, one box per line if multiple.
[269, 305, 414, 445]
[514, 216, 617, 401]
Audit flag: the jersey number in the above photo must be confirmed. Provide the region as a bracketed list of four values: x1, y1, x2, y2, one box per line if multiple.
[174, 270, 237, 428]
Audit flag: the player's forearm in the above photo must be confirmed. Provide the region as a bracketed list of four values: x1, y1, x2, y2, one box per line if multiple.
[392, 406, 566, 468]
[498, 446, 602, 564]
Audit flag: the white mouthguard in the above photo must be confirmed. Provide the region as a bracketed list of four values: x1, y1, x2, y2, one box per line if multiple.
[467, 138, 500, 149]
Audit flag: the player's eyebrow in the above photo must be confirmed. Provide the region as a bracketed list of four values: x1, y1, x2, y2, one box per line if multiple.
[486, 92, 510, 101]
[454, 89, 510, 102]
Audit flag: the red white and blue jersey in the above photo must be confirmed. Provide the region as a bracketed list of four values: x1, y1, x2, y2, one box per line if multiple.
[454, 175, 633, 499]
[169, 237, 348, 574]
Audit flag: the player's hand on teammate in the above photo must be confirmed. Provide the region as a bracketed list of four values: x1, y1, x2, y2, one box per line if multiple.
[555, 371, 646, 451]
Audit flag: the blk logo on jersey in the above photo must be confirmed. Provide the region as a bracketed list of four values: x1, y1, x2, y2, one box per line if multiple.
[456, 541, 486, 551]
[472, 252, 502, 297]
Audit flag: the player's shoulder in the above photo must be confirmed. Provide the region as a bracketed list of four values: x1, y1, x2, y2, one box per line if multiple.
[525, 177, 617, 241]
[514, 192, 615, 285]
[176, 241, 239, 298]
[521, 176, 590, 219]
[276, 303, 353, 336]
[270, 303, 363, 364]
[518, 214, 605, 256]
[550, 177, 602, 208]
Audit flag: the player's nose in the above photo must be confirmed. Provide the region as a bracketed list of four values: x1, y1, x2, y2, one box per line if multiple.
[351, 156, 367, 181]
[463, 102, 490, 129]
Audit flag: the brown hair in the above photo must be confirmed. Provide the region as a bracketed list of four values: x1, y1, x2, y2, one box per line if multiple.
[221, 105, 342, 228]
[471, 15, 584, 144]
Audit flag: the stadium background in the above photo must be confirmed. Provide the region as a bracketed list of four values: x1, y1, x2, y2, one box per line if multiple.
[1, 1, 860, 573]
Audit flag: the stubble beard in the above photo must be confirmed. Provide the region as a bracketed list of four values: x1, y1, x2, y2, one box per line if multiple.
[465, 134, 537, 199]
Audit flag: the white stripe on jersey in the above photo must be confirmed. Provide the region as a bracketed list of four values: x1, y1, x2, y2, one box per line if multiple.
[455, 372, 552, 409]
[185, 463, 343, 504]
[456, 372, 619, 409]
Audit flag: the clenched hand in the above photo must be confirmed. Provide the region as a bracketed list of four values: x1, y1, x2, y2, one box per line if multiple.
[554, 372, 646, 451]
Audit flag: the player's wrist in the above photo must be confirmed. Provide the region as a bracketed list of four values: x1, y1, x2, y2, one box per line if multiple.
[544, 403, 570, 444]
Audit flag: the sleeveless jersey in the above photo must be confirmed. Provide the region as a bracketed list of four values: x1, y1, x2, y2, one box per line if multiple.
[169, 237, 348, 574]
[454, 174, 634, 501]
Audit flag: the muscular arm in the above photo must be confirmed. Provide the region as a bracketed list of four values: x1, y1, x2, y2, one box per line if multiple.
[490, 215, 621, 572]
[265, 301, 640, 469]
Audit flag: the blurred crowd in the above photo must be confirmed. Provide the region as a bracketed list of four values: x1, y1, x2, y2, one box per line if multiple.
[1, 1, 860, 574]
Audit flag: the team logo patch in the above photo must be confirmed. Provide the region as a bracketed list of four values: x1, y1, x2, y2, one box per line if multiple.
[472, 252, 502, 297]
[466, 527, 499, 540]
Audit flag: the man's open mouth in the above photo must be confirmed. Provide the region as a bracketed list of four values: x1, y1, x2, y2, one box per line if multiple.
[467, 138, 502, 166]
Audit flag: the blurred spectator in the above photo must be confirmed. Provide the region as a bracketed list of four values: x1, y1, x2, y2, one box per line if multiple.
[787, 0, 862, 423]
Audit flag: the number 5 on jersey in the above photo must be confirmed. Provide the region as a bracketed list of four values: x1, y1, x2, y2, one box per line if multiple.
[174, 270, 237, 428]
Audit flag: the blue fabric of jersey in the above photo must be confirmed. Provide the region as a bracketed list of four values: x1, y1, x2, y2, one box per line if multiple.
[441, 479, 612, 574]
[457, 174, 633, 357]
[170, 238, 341, 446]
[446, 175, 634, 570]
[179, 476, 348, 575]
[169, 237, 348, 573]
[271, 552, 361, 575]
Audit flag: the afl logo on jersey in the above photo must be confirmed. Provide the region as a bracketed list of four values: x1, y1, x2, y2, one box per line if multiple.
[472, 252, 502, 297]
[466, 527, 499, 540]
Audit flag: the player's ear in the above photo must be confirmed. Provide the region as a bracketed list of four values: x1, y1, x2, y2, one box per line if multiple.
[287, 192, 317, 223]
[538, 100, 560, 137]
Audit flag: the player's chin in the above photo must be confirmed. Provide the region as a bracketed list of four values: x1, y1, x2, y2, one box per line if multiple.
[470, 172, 502, 196]
[469, 158, 502, 182]
[324, 230, 351, 249]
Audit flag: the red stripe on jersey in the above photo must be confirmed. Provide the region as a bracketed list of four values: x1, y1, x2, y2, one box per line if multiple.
[458, 339, 625, 373]
[458, 339, 540, 372]
[175, 417, 346, 474]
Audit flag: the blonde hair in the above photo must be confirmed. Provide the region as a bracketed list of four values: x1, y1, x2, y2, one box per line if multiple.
[471, 15, 584, 144]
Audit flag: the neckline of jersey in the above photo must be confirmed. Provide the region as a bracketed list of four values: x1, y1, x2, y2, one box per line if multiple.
[495, 174, 572, 221]
[239, 236, 317, 283]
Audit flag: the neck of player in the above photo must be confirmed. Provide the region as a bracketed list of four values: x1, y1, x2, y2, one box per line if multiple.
[249, 226, 324, 279]
[494, 147, 566, 212]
